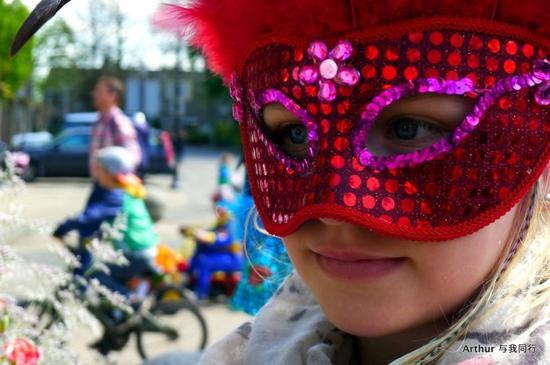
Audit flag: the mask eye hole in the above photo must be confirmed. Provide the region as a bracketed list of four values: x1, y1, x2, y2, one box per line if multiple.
[366, 94, 475, 157]
[262, 102, 309, 159]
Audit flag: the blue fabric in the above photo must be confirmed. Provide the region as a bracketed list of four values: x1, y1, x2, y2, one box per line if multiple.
[229, 175, 293, 315]
[190, 252, 243, 300]
[53, 184, 123, 242]
[133, 121, 150, 171]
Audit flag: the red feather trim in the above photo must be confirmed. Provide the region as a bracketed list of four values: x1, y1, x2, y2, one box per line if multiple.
[154, 0, 549, 82]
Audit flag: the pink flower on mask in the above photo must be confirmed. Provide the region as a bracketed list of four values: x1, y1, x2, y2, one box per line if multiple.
[3, 338, 41, 365]
[299, 40, 360, 102]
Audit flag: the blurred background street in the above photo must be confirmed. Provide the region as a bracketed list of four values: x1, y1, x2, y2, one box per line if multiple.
[9, 148, 252, 365]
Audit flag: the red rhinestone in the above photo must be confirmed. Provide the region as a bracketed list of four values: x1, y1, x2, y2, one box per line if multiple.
[281, 50, 291, 64]
[468, 169, 478, 180]
[450, 33, 464, 48]
[520, 62, 531, 73]
[382, 197, 395, 211]
[401, 199, 414, 213]
[352, 157, 365, 171]
[469, 35, 483, 50]
[488, 39, 501, 53]
[417, 219, 432, 229]
[330, 155, 345, 169]
[321, 119, 331, 134]
[498, 96, 512, 110]
[503, 59, 516, 74]
[425, 182, 438, 196]
[388, 169, 399, 177]
[408, 31, 423, 44]
[498, 188, 510, 200]
[320, 138, 329, 150]
[467, 54, 480, 69]
[366, 177, 380, 191]
[344, 193, 357, 207]
[307, 103, 318, 115]
[486, 57, 499, 72]
[365, 45, 379, 60]
[292, 85, 303, 100]
[505, 41, 518, 55]
[420, 201, 433, 215]
[361, 64, 377, 79]
[451, 166, 463, 180]
[404, 66, 419, 81]
[507, 152, 519, 165]
[466, 73, 479, 86]
[511, 115, 524, 127]
[385, 48, 399, 61]
[406, 48, 421, 62]
[362, 195, 376, 209]
[326, 191, 337, 203]
[404, 181, 418, 195]
[348, 175, 362, 189]
[453, 147, 466, 160]
[320, 103, 332, 115]
[492, 151, 504, 164]
[337, 101, 351, 115]
[358, 80, 373, 93]
[280, 68, 290, 82]
[336, 119, 352, 133]
[515, 98, 527, 112]
[339, 86, 353, 97]
[538, 49, 547, 58]
[380, 215, 393, 223]
[305, 85, 317, 97]
[425, 68, 440, 78]
[446, 71, 459, 80]
[427, 50, 442, 64]
[385, 179, 399, 193]
[397, 217, 411, 227]
[448, 51, 461, 66]
[484, 76, 496, 87]
[294, 49, 304, 62]
[334, 137, 349, 151]
[382, 65, 397, 80]
[429, 31, 444, 45]
[292, 66, 300, 81]
[522, 44, 534, 58]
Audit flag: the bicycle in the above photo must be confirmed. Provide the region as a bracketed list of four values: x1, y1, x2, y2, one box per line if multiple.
[18, 240, 209, 360]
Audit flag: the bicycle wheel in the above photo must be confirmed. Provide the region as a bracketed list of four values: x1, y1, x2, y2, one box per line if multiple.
[17, 299, 62, 336]
[135, 287, 208, 360]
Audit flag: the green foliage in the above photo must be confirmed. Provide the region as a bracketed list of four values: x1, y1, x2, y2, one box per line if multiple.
[213, 120, 241, 147]
[0, 0, 33, 100]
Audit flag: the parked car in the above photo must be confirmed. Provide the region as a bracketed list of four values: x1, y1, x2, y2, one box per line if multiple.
[20, 127, 172, 182]
[11, 132, 53, 149]
[61, 112, 98, 131]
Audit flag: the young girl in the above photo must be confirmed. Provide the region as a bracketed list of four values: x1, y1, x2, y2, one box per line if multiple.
[12, 0, 550, 364]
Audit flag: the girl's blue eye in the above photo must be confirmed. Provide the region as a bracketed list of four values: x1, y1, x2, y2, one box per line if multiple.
[392, 118, 420, 140]
[367, 116, 451, 156]
[286, 124, 308, 144]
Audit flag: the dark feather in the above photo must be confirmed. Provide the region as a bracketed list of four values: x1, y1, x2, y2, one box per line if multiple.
[10, 0, 73, 56]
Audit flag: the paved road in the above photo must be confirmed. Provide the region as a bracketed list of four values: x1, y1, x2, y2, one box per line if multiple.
[3, 148, 252, 365]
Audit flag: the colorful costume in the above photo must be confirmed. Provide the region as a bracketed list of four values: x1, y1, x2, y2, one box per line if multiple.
[229, 177, 293, 315]
[188, 209, 243, 300]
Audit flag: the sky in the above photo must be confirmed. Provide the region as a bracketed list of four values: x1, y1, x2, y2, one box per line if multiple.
[21, 0, 197, 71]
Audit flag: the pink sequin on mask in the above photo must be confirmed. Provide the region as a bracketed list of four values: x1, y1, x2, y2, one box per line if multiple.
[298, 40, 360, 101]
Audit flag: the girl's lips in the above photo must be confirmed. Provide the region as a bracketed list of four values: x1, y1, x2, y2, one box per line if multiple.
[313, 249, 406, 281]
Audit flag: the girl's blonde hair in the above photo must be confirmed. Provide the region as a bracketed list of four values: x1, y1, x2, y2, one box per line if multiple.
[397, 173, 550, 364]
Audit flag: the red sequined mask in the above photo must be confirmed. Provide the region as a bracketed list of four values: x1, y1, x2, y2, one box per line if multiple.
[231, 26, 550, 241]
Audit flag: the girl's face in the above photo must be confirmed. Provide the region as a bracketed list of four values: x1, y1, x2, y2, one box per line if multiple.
[264, 94, 519, 337]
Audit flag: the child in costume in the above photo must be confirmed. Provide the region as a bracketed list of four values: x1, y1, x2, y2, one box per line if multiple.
[184, 204, 243, 300]
[12, 0, 550, 364]
[53, 146, 160, 299]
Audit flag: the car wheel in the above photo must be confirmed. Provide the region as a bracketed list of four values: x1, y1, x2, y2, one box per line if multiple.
[21, 163, 38, 182]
